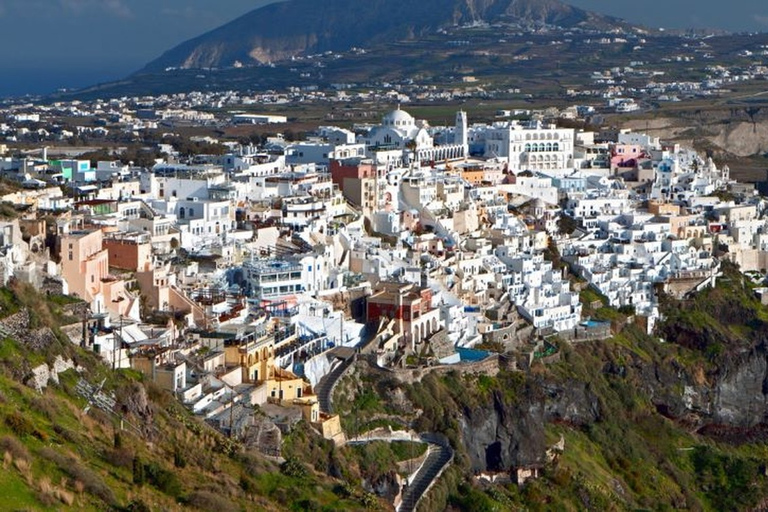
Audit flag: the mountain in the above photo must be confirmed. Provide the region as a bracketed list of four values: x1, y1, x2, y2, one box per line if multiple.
[141, 0, 624, 72]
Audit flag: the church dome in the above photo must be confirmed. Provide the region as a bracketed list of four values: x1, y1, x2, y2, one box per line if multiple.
[383, 106, 414, 127]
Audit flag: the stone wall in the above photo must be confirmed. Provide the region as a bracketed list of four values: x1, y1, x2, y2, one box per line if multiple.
[40, 277, 66, 296]
[556, 323, 612, 342]
[26, 355, 78, 392]
[483, 323, 534, 351]
[62, 301, 90, 318]
[378, 354, 503, 385]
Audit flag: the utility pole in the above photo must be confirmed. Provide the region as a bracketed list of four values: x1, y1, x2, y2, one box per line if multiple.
[229, 388, 235, 439]
[113, 314, 123, 370]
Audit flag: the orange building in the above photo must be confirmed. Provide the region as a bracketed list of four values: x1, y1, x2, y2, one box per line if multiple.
[103, 233, 153, 272]
[461, 167, 485, 186]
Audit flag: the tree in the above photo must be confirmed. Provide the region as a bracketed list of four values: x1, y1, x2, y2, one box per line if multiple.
[132, 456, 145, 485]
[557, 214, 578, 235]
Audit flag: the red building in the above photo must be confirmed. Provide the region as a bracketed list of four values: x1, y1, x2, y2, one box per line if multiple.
[366, 282, 440, 350]
[329, 159, 379, 186]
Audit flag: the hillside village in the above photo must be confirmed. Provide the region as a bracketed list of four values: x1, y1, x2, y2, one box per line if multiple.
[0, 101, 763, 506]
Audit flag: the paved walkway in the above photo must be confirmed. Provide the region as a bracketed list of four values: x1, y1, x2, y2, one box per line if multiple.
[397, 433, 454, 512]
[316, 355, 454, 512]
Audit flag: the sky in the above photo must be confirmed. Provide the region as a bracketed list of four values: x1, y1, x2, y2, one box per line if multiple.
[567, 0, 768, 33]
[0, 0, 765, 97]
[0, 0, 273, 96]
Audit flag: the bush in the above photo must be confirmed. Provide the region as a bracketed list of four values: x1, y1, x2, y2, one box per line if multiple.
[132, 456, 145, 485]
[186, 490, 239, 512]
[144, 461, 183, 498]
[31, 395, 59, 420]
[173, 446, 187, 468]
[38, 447, 117, 506]
[105, 447, 134, 468]
[239, 474, 258, 495]
[5, 411, 34, 437]
[126, 499, 152, 512]
[0, 435, 30, 463]
[280, 458, 308, 478]
[53, 424, 81, 444]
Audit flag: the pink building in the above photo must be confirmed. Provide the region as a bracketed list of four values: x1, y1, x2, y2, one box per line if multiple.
[610, 144, 645, 169]
[60, 229, 138, 319]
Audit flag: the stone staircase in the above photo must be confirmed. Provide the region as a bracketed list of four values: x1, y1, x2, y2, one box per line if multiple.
[397, 434, 454, 512]
[315, 356, 354, 414]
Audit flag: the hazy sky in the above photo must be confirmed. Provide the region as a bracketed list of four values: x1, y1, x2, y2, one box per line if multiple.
[567, 0, 768, 32]
[0, 0, 273, 95]
[0, 0, 764, 96]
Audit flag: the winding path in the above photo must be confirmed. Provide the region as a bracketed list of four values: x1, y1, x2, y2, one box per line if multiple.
[315, 354, 355, 414]
[316, 356, 454, 512]
[397, 434, 454, 512]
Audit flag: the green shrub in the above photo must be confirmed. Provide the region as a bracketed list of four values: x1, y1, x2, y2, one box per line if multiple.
[5, 411, 34, 437]
[126, 499, 152, 512]
[280, 458, 308, 478]
[144, 461, 183, 498]
[132, 456, 145, 485]
[186, 490, 239, 512]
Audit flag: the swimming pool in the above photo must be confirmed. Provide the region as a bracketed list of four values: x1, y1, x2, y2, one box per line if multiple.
[581, 320, 609, 328]
[457, 347, 490, 362]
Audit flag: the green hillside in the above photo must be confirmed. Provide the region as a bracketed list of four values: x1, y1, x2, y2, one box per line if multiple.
[332, 262, 768, 511]
[0, 281, 386, 512]
[6, 263, 768, 511]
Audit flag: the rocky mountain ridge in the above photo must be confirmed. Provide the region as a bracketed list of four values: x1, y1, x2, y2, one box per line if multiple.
[141, 0, 627, 72]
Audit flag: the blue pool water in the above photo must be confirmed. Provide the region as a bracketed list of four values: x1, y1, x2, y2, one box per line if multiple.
[457, 348, 490, 362]
[581, 320, 609, 328]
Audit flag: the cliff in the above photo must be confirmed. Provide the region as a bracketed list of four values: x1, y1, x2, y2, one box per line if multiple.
[334, 263, 768, 509]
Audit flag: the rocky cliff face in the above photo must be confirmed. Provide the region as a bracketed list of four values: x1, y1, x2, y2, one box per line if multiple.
[457, 377, 604, 472]
[459, 390, 546, 472]
[623, 107, 768, 159]
[455, 341, 768, 474]
[710, 344, 768, 427]
[140, 0, 617, 72]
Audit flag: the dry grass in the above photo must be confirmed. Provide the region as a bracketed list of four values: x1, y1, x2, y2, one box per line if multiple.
[55, 487, 75, 506]
[0, 435, 30, 463]
[13, 456, 31, 477]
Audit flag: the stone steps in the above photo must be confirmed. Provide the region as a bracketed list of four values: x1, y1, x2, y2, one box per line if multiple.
[397, 440, 453, 512]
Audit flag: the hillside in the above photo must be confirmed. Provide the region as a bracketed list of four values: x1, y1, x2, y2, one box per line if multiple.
[6, 263, 768, 510]
[140, 0, 626, 72]
[330, 261, 768, 510]
[0, 281, 394, 511]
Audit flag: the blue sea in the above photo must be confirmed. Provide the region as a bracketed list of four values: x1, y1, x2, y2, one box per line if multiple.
[0, 67, 128, 98]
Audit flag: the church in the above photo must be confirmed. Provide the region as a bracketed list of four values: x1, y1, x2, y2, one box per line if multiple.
[361, 106, 468, 164]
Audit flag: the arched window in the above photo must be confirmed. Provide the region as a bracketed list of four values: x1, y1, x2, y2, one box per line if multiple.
[546, 143, 553, 152]
[553, 142, 559, 151]
[524, 143, 531, 152]
[179, 207, 185, 220]
[188, 208, 194, 217]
